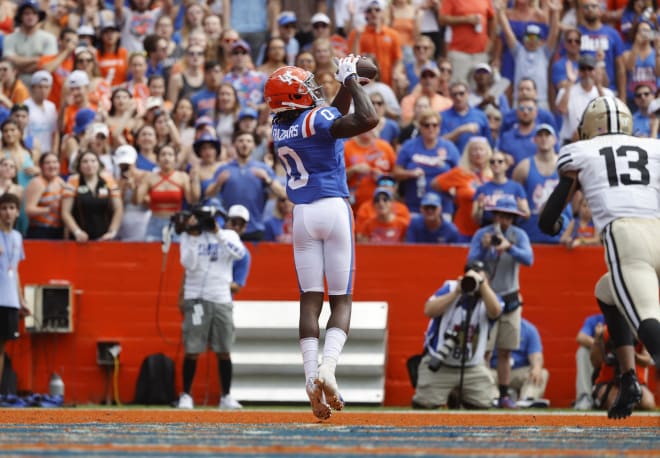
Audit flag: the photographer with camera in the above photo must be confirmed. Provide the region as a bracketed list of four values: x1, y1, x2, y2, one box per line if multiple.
[412, 261, 503, 409]
[467, 196, 534, 409]
[175, 204, 248, 410]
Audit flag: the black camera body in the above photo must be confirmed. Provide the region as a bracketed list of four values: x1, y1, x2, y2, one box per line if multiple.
[490, 234, 502, 246]
[171, 205, 226, 234]
[428, 330, 459, 372]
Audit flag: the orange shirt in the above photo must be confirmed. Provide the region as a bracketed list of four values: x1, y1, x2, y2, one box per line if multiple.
[400, 92, 453, 125]
[440, 0, 494, 54]
[97, 48, 129, 88]
[62, 104, 97, 136]
[434, 166, 487, 237]
[38, 54, 74, 111]
[3, 79, 29, 106]
[357, 215, 408, 243]
[347, 25, 402, 87]
[356, 199, 411, 230]
[344, 137, 397, 211]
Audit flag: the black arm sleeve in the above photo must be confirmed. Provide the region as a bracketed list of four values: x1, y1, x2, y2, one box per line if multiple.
[538, 174, 575, 235]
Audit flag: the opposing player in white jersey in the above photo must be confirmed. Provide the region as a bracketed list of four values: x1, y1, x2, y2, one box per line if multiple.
[263, 58, 378, 420]
[539, 95, 660, 419]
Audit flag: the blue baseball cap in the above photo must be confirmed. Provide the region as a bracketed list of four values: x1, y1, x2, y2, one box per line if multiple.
[420, 192, 442, 207]
[534, 123, 556, 137]
[278, 11, 297, 26]
[238, 107, 258, 121]
[73, 108, 96, 135]
[373, 187, 393, 200]
[485, 196, 524, 216]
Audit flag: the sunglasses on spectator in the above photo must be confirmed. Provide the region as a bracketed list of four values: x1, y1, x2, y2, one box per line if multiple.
[582, 3, 599, 9]
[366, 8, 381, 13]
[223, 38, 237, 44]
[187, 50, 204, 56]
[414, 45, 429, 51]
[578, 66, 594, 71]
[232, 49, 248, 55]
[421, 205, 438, 211]
[421, 122, 439, 128]
[77, 58, 93, 63]
[490, 159, 505, 165]
[635, 91, 652, 98]
[374, 196, 390, 203]
[566, 38, 580, 44]
[313, 22, 329, 29]
[517, 105, 535, 112]
[488, 115, 502, 121]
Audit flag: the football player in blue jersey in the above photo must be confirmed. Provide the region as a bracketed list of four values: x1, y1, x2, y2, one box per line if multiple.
[264, 57, 378, 420]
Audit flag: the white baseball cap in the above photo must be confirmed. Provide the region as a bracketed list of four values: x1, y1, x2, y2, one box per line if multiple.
[311, 12, 331, 25]
[66, 70, 90, 88]
[228, 204, 250, 222]
[31, 70, 53, 86]
[114, 144, 138, 165]
[91, 122, 109, 138]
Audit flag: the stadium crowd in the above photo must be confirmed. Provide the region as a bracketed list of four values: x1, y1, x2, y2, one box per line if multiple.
[2, 0, 641, 245]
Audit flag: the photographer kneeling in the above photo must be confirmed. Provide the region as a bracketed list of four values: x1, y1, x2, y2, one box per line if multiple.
[174, 205, 247, 410]
[412, 261, 503, 409]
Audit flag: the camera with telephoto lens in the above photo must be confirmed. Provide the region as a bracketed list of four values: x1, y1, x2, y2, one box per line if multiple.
[428, 330, 459, 372]
[171, 205, 226, 234]
[460, 274, 483, 296]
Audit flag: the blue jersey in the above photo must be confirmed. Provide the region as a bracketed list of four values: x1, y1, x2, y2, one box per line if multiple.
[474, 180, 527, 225]
[271, 106, 349, 204]
[405, 214, 460, 244]
[517, 157, 570, 243]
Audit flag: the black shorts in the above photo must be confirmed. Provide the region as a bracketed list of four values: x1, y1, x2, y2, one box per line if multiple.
[0, 306, 19, 341]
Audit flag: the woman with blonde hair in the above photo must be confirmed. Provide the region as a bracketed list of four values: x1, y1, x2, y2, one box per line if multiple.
[433, 136, 493, 240]
[214, 82, 240, 148]
[0, 156, 22, 200]
[218, 28, 241, 72]
[180, 1, 207, 49]
[74, 47, 111, 112]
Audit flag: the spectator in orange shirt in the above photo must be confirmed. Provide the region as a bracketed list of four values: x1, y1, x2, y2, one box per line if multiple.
[438, 0, 496, 83]
[347, 0, 405, 88]
[356, 187, 409, 243]
[60, 70, 96, 136]
[356, 174, 410, 232]
[38, 27, 78, 111]
[433, 136, 493, 240]
[344, 127, 397, 212]
[400, 64, 452, 125]
[0, 60, 29, 109]
[97, 20, 128, 87]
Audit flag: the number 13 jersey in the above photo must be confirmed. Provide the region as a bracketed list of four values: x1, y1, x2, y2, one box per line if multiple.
[271, 106, 350, 205]
[557, 134, 660, 233]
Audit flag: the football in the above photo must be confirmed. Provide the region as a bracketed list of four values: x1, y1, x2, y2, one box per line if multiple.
[356, 56, 378, 80]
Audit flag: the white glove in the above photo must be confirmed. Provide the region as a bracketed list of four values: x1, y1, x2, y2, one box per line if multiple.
[334, 55, 360, 84]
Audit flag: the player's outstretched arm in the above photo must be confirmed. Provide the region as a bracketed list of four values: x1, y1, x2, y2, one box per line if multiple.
[538, 172, 578, 235]
[330, 56, 378, 139]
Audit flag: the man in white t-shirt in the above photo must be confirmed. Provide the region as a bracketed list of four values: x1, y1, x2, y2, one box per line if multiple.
[176, 205, 248, 411]
[555, 54, 612, 145]
[115, 0, 172, 53]
[24, 71, 58, 155]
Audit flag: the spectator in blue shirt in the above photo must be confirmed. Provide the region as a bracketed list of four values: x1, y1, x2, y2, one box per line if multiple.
[205, 131, 286, 241]
[631, 82, 655, 137]
[405, 192, 460, 244]
[190, 61, 224, 118]
[489, 317, 549, 407]
[441, 81, 492, 153]
[501, 78, 557, 133]
[498, 97, 540, 171]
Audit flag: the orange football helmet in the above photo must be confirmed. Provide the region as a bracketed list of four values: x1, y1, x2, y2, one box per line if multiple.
[264, 66, 325, 113]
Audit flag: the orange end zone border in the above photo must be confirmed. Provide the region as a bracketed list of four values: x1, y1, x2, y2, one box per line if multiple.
[1, 409, 659, 427]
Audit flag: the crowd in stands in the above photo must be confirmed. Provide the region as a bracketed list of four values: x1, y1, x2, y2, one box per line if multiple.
[3, 0, 655, 245]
